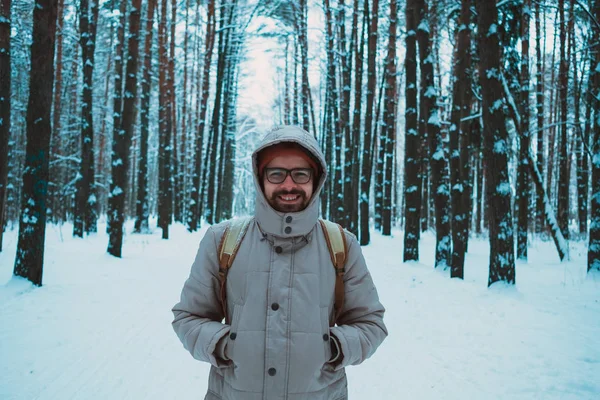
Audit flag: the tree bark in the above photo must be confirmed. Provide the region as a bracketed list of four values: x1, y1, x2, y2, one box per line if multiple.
[188, 0, 215, 231]
[477, 0, 516, 286]
[403, 0, 421, 259]
[517, 0, 530, 259]
[381, 0, 398, 236]
[588, 0, 600, 272]
[557, 0, 570, 239]
[449, 0, 472, 278]
[0, 0, 11, 252]
[416, 0, 450, 267]
[74, 0, 99, 237]
[534, 0, 545, 234]
[358, 0, 378, 245]
[158, 0, 172, 239]
[108, 0, 142, 257]
[134, 0, 156, 233]
[13, 0, 58, 285]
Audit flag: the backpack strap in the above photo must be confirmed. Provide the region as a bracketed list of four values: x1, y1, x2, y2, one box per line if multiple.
[319, 218, 348, 326]
[217, 217, 252, 324]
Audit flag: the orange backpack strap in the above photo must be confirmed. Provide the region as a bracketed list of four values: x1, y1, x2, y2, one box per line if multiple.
[319, 219, 348, 326]
[217, 217, 252, 324]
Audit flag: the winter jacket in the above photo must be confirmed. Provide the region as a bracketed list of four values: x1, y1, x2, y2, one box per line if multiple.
[172, 125, 388, 400]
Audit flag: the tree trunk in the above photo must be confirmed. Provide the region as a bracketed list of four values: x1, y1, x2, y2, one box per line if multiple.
[74, 0, 99, 238]
[347, 0, 365, 237]
[158, 0, 172, 239]
[339, 0, 352, 229]
[13, 0, 58, 285]
[381, 0, 397, 236]
[188, 0, 215, 231]
[0, 0, 11, 252]
[298, 0, 310, 131]
[477, 0, 516, 286]
[108, 0, 142, 257]
[134, 0, 156, 234]
[517, 0, 530, 259]
[403, 0, 421, 260]
[108, 0, 127, 235]
[323, 0, 341, 222]
[588, 0, 600, 272]
[557, 0, 570, 239]
[358, 0, 378, 245]
[534, 0, 545, 234]
[416, 0, 450, 267]
[449, 0, 472, 278]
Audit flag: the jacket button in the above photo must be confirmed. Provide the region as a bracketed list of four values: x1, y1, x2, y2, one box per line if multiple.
[268, 367, 277, 376]
[230, 332, 237, 340]
[286, 216, 292, 223]
[284, 226, 292, 234]
[323, 333, 329, 341]
[275, 246, 282, 254]
[271, 303, 279, 311]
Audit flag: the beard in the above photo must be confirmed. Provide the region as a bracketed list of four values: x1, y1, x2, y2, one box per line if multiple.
[268, 188, 309, 212]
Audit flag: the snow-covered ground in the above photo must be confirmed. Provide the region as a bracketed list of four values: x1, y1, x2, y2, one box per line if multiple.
[1, 220, 599, 400]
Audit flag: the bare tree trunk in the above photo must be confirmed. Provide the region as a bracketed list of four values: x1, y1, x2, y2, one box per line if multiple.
[449, 0, 472, 278]
[13, 0, 58, 285]
[338, 0, 352, 229]
[477, 0, 516, 286]
[557, 0, 570, 239]
[416, 0, 450, 267]
[588, 0, 600, 272]
[0, 0, 11, 252]
[74, 0, 99, 238]
[297, 0, 310, 131]
[323, 0, 341, 222]
[347, 0, 365, 237]
[403, 0, 421, 259]
[535, 0, 545, 234]
[381, 0, 397, 236]
[158, 0, 172, 239]
[188, 0, 215, 231]
[358, 0, 378, 245]
[108, 0, 127, 234]
[134, 0, 156, 234]
[517, 0, 530, 259]
[108, 0, 142, 257]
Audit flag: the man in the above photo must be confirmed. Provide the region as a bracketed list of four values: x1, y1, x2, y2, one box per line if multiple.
[172, 125, 387, 400]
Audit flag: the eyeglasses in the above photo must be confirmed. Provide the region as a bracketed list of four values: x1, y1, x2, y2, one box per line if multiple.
[264, 168, 313, 184]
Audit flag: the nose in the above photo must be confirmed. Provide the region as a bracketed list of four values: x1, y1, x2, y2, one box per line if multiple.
[279, 174, 296, 190]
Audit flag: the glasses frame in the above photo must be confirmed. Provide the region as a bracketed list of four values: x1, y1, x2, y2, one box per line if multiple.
[264, 167, 313, 184]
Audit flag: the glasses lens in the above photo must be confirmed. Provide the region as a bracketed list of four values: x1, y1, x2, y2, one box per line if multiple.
[266, 168, 286, 184]
[291, 169, 311, 184]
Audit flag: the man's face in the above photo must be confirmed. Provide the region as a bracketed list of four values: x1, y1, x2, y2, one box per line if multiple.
[262, 154, 315, 213]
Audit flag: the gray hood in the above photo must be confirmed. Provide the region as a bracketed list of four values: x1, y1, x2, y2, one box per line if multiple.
[252, 125, 327, 238]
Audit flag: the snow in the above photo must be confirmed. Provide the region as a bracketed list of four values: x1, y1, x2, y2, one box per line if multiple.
[1, 221, 599, 399]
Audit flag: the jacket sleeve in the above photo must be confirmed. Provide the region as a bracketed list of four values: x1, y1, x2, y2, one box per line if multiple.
[329, 233, 388, 371]
[172, 226, 231, 368]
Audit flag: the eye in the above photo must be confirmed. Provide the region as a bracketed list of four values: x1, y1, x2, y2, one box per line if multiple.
[267, 170, 285, 180]
[292, 169, 311, 182]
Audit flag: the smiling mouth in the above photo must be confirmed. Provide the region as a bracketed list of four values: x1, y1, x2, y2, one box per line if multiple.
[278, 195, 300, 202]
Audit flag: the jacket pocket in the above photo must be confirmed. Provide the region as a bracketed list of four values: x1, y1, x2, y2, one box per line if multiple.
[321, 306, 332, 363]
[226, 303, 242, 363]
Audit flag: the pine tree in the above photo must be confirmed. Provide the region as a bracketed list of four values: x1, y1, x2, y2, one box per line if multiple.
[403, 0, 421, 260]
[0, 0, 11, 252]
[107, 0, 142, 257]
[477, 0, 516, 286]
[13, 0, 59, 285]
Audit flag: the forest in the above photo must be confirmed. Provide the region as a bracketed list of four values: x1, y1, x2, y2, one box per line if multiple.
[0, 0, 598, 287]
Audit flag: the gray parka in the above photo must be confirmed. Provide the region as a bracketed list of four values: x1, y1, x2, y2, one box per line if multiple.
[172, 125, 387, 400]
